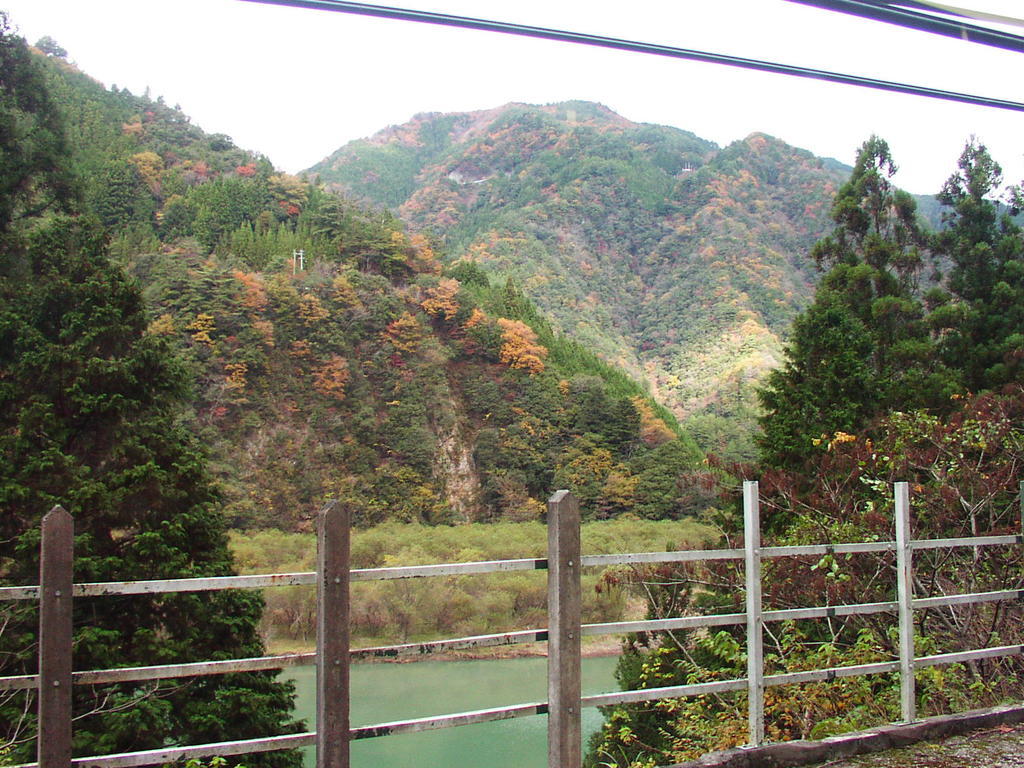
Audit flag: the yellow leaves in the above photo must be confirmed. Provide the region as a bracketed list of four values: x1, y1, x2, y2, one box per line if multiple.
[331, 274, 361, 309]
[224, 362, 248, 392]
[185, 313, 215, 346]
[130, 151, 164, 192]
[383, 312, 424, 354]
[409, 233, 440, 274]
[601, 470, 640, 507]
[268, 173, 308, 210]
[312, 355, 350, 401]
[421, 278, 461, 320]
[497, 318, 547, 375]
[298, 294, 329, 326]
[813, 431, 858, 450]
[147, 313, 175, 337]
[467, 241, 496, 263]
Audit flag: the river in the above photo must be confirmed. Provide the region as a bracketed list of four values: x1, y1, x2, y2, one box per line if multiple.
[286, 654, 620, 768]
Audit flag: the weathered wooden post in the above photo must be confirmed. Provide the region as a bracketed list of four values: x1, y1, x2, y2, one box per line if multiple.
[39, 505, 73, 768]
[743, 481, 765, 746]
[547, 490, 581, 768]
[1019, 481, 1023, 542]
[316, 500, 350, 768]
[894, 481, 916, 722]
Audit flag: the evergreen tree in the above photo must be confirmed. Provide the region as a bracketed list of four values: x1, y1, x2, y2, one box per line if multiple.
[932, 141, 1024, 390]
[0, 12, 77, 235]
[0, 23, 300, 764]
[757, 293, 878, 468]
[0, 218, 303, 766]
[757, 137, 956, 469]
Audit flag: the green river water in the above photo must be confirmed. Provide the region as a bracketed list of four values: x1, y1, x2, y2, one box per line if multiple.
[286, 654, 620, 768]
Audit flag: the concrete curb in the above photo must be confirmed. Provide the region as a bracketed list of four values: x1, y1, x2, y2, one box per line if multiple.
[665, 702, 1024, 768]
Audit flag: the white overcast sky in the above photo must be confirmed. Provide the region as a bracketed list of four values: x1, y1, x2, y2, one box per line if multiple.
[4, 0, 1023, 195]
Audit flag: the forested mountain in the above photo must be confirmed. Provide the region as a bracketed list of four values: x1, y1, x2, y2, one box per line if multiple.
[308, 102, 852, 459]
[586, 137, 1024, 767]
[10, 39, 706, 534]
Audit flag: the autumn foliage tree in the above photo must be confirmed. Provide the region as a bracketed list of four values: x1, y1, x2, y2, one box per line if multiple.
[497, 317, 547, 374]
[421, 277, 461, 320]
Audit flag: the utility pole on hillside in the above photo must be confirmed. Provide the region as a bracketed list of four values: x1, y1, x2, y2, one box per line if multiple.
[293, 249, 305, 274]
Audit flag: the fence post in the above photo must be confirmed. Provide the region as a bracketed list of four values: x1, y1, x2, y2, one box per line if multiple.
[39, 505, 73, 768]
[1019, 480, 1023, 541]
[547, 490, 581, 768]
[317, 500, 349, 768]
[894, 481, 916, 723]
[743, 481, 765, 746]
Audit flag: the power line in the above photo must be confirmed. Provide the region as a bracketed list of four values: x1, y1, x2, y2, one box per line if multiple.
[883, 1, 1024, 30]
[784, 0, 1024, 52]
[239, 0, 1024, 113]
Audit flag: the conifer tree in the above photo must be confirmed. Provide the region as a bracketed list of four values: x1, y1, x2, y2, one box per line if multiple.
[931, 141, 1024, 390]
[0, 12, 77, 234]
[757, 137, 957, 469]
[0, 219, 303, 766]
[0, 20, 300, 765]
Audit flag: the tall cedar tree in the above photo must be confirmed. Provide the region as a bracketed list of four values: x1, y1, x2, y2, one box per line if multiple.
[0, 13, 77, 234]
[757, 137, 957, 470]
[0, 20, 301, 765]
[932, 141, 1024, 390]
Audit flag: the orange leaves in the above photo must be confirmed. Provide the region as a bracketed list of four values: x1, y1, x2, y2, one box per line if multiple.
[383, 312, 424, 354]
[421, 278, 461, 320]
[298, 294, 329, 326]
[497, 318, 547, 375]
[288, 340, 313, 359]
[464, 307, 487, 329]
[233, 271, 268, 313]
[409, 233, 441, 274]
[252, 319, 275, 349]
[312, 355, 350, 401]
[632, 396, 676, 446]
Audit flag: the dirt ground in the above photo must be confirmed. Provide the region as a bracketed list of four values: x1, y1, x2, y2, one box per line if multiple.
[807, 721, 1024, 768]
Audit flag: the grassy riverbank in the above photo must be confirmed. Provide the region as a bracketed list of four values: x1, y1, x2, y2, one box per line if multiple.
[230, 518, 715, 652]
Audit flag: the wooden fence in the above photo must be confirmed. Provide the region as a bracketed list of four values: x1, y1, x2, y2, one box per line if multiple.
[3, 481, 1024, 768]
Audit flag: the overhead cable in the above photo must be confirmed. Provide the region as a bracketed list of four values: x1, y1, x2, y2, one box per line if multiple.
[908, 1, 1024, 30]
[239, 0, 1024, 113]
[784, 0, 1024, 52]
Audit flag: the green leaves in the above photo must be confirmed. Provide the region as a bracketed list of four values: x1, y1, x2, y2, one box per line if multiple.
[0, 217, 301, 766]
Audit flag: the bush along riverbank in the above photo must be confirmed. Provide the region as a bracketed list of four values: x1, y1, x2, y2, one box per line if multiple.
[229, 518, 715, 654]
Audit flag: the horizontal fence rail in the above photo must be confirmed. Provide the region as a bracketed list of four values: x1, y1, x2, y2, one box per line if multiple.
[7, 481, 1024, 768]
[6, 532, 1022, 603]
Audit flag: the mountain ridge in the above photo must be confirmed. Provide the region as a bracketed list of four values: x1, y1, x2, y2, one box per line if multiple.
[307, 102, 851, 459]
